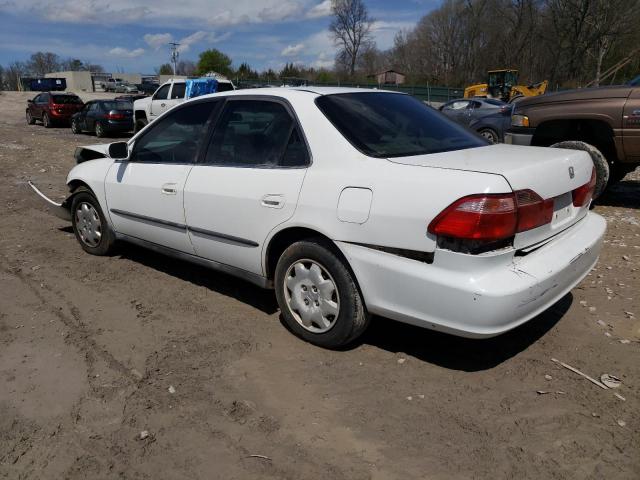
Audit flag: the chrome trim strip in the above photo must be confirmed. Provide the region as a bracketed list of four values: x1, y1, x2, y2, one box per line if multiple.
[27, 181, 71, 221]
[115, 233, 272, 289]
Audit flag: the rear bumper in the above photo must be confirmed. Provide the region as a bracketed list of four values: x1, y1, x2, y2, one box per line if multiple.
[337, 212, 606, 338]
[104, 120, 133, 132]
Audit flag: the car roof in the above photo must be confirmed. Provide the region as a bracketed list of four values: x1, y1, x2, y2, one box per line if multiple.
[192, 86, 403, 102]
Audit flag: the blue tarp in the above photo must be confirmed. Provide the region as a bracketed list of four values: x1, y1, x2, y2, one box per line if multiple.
[185, 78, 219, 99]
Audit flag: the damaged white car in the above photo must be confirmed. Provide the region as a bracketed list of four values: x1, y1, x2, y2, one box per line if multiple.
[30, 88, 606, 348]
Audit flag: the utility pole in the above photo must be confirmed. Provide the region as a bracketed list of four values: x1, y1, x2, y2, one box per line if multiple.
[169, 42, 180, 76]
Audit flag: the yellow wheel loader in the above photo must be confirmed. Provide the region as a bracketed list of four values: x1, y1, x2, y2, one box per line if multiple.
[464, 69, 548, 102]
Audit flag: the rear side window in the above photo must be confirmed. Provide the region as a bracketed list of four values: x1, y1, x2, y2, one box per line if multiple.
[316, 93, 486, 158]
[205, 100, 308, 168]
[216, 82, 234, 92]
[170, 83, 186, 99]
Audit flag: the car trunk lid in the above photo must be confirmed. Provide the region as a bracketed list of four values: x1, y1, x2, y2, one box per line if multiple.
[390, 144, 594, 249]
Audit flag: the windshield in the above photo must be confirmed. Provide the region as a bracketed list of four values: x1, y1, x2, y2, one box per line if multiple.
[316, 92, 486, 158]
[630, 75, 640, 86]
[52, 95, 82, 104]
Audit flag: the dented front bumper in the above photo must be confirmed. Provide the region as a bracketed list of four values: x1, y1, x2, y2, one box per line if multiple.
[28, 181, 71, 222]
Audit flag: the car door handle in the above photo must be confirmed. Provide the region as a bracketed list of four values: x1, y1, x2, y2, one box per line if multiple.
[161, 183, 177, 195]
[261, 194, 284, 209]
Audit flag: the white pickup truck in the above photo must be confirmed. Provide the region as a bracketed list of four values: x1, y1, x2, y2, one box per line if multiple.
[133, 77, 235, 132]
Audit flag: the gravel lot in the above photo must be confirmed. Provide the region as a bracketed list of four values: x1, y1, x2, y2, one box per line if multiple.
[0, 90, 638, 479]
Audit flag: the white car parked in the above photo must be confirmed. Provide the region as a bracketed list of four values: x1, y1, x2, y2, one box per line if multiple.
[30, 87, 606, 348]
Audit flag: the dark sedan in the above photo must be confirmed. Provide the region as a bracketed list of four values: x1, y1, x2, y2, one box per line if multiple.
[468, 106, 513, 144]
[439, 98, 509, 128]
[71, 100, 133, 137]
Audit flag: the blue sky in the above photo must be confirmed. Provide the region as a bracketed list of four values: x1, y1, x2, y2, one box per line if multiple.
[0, 0, 439, 74]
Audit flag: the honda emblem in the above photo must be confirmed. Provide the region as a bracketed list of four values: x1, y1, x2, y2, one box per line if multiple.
[568, 166, 575, 179]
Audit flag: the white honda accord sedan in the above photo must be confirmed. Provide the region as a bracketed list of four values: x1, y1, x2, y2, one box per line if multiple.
[30, 87, 606, 348]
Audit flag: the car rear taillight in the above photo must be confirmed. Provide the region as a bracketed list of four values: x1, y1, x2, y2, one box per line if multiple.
[107, 112, 126, 120]
[428, 189, 554, 244]
[515, 189, 554, 232]
[428, 194, 518, 241]
[572, 168, 596, 207]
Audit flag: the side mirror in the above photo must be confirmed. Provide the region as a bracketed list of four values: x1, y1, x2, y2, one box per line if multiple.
[108, 142, 129, 160]
[27, 99, 34, 103]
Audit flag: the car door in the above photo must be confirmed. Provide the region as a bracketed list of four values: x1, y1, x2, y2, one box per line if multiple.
[623, 87, 640, 163]
[77, 102, 91, 129]
[84, 102, 99, 130]
[37, 93, 49, 119]
[184, 98, 309, 276]
[104, 100, 217, 253]
[149, 83, 171, 120]
[29, 94, 42, 118]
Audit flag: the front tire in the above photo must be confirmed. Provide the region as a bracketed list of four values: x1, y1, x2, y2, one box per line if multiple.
[71, 119, 81, 134]
[550, 141, 609, 199]
[71, 191, 116, 256]
[95, 122, 105, 138]
[26, 110, 36, 125]
[478, 128, 498, 144]
[274, 239, 369, 348]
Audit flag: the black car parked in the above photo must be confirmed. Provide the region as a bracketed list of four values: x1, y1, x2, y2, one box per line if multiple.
[71, 100, 133, 137]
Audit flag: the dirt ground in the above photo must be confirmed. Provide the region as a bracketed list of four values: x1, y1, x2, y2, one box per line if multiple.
[0, 90, 638, 480]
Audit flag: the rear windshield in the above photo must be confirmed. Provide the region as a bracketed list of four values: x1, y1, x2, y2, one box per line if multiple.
[52, 95, 82, 104]
[315, 93, 486, 158]
[101, 101, 132, 110]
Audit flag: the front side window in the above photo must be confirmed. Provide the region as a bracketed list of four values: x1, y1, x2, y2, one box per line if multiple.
[205, 100, 308, 167]
[131, 101, 216, 164]
[154, 84, 170, 100]
[170, 83, 186, 99]
[316, 92, 486, 158]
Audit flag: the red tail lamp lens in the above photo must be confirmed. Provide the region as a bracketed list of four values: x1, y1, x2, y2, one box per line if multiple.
[515, 189, 554, 232]
[428, 194, 518, 241]
[572, 168, 596, 207]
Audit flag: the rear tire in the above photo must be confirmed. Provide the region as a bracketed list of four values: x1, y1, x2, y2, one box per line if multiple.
[550, 141, 609, 199]
[134, 118, 148, 133]
[274, 239, 369, 349]
[71, 191, 116, 256]
[42, 113, 51, 128]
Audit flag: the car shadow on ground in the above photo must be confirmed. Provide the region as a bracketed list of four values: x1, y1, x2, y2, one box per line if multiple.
[356, 293, 572, 372]
[80, 235, 571, 369]
[111, 243, 279, 315]
[596, 179, 640, 210]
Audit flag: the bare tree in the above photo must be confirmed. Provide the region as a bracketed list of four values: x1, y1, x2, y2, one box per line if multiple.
[27, 52, 60, 76]
[4, 61, 27, 90]
[330, 0, 373, 77]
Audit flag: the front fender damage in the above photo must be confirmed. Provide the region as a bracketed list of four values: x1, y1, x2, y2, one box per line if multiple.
[27, 181, 71, 222]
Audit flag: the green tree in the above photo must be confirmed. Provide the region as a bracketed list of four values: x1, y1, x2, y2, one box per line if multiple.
[157, 63, 174, 75]
[236, 62, 258, 79]
[197, 49, 233, 77]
